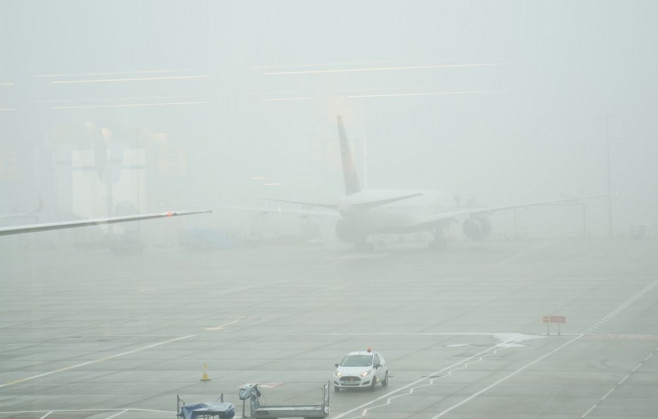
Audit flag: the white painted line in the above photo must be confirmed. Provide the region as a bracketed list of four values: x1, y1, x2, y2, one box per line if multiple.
[0, 335, 195, 388]
[265, 62, 506, 76]
[337, 280, 656, 419]
[105, 409, 128, 419]
[347, 90, 498, 99]
[125, 409, 173, 414]
[585, 280, 658, 333]
[51, 75, 210, 84]
[581, 346, 654, 418]
[644, 352, 653, 362]
[582, 404, 597, 418]
[39, 412, 53, 419]
[420, 280, 658, 419]
[359, 378, 439, 417]
[339, 253, 390, 261]
[429, 334, 585, 418]
[600, 388, 614, 401]
[494, 244, 551, 265]
[204, 319, 241, 331]
[332, 344, 500, 419]
[53, 101, 209, 110]
[263, 97, 314, 102]
[2, 408, 175, 416]
[1, 409, 124, 415]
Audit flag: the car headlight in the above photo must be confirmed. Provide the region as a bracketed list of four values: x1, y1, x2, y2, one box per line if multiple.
[360, 369, 372, 377]
[335, 371, 342, 377]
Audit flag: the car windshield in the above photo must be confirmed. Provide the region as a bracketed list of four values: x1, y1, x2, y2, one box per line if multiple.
[340, 354, 373, 367]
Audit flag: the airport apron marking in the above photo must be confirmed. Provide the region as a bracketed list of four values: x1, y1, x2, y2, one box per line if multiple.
[494, 243, 553, 265]
[337, 280, 658, 418]
[581, 346, 658, 418]
[0, 335, 195, 388]
[2, 408, 174, 417]
[204, 319, 241, 331]
[333, 344, 500, 419]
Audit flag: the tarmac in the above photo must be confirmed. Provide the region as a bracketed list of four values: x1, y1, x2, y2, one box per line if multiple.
[1, 235, 657, 418]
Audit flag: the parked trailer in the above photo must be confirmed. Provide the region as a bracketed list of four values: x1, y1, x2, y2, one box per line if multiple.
[239, 382, 330, 419]
[177, 393, 235, 419]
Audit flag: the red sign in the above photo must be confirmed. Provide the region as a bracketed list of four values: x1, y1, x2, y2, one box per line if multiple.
[543, 315, 566, 323]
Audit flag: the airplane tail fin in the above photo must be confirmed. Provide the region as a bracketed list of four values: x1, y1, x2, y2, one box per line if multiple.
[337, 116, 361, 195]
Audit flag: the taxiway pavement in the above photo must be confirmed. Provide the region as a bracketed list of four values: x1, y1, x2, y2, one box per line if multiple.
[1, 237, 657, 418]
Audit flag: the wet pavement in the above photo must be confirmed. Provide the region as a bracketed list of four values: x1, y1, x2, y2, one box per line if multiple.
[1, 236, 657, 418]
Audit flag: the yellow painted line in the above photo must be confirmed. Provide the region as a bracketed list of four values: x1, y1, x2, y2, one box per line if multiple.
[0, 335, 195, 388]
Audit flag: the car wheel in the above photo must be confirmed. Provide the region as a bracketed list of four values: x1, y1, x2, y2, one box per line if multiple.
[382, 372, 388, 386]
[334, 386, 340, 392]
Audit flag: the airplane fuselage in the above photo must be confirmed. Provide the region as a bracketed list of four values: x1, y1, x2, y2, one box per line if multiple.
[336, 189, 457, 242]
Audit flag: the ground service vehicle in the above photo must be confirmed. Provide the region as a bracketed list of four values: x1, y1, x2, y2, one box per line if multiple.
[333, 349, 388, 391]
[239, 382, 330, 419]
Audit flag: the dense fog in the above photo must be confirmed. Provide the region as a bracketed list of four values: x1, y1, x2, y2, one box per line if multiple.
[3, 4, 658, 418]
[2, 0, 657, 242]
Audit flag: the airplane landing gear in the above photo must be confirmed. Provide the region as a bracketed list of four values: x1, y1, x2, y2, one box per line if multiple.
[429, 230, 447, 249]
[355, 241, 374, 252]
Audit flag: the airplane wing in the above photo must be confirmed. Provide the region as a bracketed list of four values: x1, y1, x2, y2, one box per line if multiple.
[259, 193, 424, 214]
[413, 195, 607, 228]
[261, 198, 337, 210]
[217, 205, 339, 218]
[232, 194, 603, 225]
[0, 209, 212, 236]
[465, 194, 608, 215]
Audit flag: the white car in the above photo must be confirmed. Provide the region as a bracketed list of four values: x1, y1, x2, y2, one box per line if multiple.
[333, 349, 389, 391]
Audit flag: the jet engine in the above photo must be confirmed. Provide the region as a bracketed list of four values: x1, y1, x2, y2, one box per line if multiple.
[462, 216, 492, 240]
[335, 219, 367, 244]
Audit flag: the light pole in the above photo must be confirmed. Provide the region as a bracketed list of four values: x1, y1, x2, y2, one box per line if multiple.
[604, 116, 613, 237]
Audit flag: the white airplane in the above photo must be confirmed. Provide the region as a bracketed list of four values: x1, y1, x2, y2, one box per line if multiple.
[0, 209, 211, 236]
[266, 116, 602, 249]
